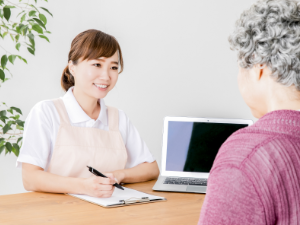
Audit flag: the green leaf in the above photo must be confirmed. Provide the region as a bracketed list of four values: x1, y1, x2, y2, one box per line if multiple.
[38, 35, 49, 42]
[40, 7, 52, 17]
[16, 124, 23, 130]
[11, 107, 22, 115]
[0, 69, 4, 81]
[13, 143, 20, 151]
[45, 31, 51, 34]
[0, 145, 5, 155]
[0, 116, 7, 123]
[15, 34, 20, 42]
[12, 147, 19, 156]
[27, 33, 34, 40]
[3, 124, 11, 134]
[22, 27, 28, 35]
[3, 7, 11, 21]
[30, 4, 39, 11]
[9, 34, 14, 41]
[39, 13, 47, 25]
[17, 137, 22, 144]
[32, 24, 43, 34]
[32, 18, 45, 29]
[8, 55, 16, 65]
[20, 13, 26, 23]
[5, 142, 12, 152]
[0, 9, 3, 19]
[16, 119, 24, 126]
[17, 10, 25, 17]
[0, 138, 4, 143]
[0, 110, 6, 117]
[1, 55, 7, 68]
[2, 31, 7, 38]
[17, 55, 27, 64]
[7, 120, 14, 126]
[0, 0, 4, 5]
[11, 146, 18, 156]
[27, 47, 35, 55]
[28, 10, 36, 17]
[29, 38, 35, 48]
[12, 143, 20, 154]
[15, 43, 21, 51]
[4, 6, 16, 9]
[7, 108, 13, 114]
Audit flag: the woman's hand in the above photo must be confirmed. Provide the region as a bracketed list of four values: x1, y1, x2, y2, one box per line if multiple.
[81, 173, 116, 198]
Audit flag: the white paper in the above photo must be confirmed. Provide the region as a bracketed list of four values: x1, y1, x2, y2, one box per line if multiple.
[68, 187, 165, 207]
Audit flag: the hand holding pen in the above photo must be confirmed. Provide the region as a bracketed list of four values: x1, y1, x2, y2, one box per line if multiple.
[87, 166, 124, 190]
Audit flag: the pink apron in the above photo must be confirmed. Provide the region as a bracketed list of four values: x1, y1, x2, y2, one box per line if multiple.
[46, 98, 127, 178]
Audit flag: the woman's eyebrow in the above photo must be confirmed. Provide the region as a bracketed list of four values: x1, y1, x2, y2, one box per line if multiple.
[96, 58, 118, 65]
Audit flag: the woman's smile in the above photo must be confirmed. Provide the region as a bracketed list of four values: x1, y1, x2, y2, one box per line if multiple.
[93, 83, 109, 91]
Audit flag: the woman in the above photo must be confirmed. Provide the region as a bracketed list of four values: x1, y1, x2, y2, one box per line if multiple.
[16, 29, 159, 198]
[198, 0, 300, 224]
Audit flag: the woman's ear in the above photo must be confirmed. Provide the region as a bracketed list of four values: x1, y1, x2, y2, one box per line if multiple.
[68, 60, 75, 76]
[252, 64, 266, 81]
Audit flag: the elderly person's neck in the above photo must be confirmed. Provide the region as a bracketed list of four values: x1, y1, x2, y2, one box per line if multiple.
[267, 79, 300, 114]
[238, 64, 300, 118]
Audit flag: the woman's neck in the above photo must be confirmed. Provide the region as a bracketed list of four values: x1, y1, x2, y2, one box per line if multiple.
[266, 82, 300, 112]
[72, 87, 100, 120]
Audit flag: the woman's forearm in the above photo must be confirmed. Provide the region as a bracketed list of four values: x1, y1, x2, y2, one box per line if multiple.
[22, 163, 84, 194]
[113, 161, 160, 184]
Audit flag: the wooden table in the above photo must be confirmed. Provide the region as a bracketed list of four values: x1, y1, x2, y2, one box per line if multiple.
[0, 180, 205, 225]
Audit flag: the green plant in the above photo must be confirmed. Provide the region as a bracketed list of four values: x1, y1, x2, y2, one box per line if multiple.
[0, 0, 52, 157]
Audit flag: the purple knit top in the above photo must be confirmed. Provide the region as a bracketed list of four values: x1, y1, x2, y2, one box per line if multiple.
[198, 110, 300, 225]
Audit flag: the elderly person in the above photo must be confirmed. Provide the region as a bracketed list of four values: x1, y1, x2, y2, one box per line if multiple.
[198, 0, 300, 224]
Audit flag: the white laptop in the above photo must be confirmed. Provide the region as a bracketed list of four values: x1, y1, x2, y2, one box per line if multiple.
[152, 116, 253, 193]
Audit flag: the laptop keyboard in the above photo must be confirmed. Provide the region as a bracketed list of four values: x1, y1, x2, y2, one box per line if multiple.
[163, 177, 207, 186]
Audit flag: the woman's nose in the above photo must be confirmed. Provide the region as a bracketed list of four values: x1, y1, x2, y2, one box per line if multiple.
[99, 68, 110, 80]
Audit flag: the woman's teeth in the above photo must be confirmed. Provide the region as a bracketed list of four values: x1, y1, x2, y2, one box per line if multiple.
[94, 83, 108, 88]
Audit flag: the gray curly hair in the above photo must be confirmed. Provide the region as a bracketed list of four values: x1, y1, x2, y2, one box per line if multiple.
[229, 0, 300, 90]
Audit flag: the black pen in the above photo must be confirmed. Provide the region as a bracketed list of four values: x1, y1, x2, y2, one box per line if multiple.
[87, 166, 124, 190]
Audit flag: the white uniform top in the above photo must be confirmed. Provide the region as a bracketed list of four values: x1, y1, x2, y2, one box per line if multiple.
[16, 86, 155, 170]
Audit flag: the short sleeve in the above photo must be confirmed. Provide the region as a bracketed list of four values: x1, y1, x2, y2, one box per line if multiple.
[118, 110, 155, 168]
[16, 102, 53, 170]
[198, 167, 266, 225]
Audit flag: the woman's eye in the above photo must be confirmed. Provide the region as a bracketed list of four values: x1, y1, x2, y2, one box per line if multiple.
[111, 66, 118, 70]
[94, 63, 101, 67]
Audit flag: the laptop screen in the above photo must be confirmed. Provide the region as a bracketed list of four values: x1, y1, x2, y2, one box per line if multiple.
[165, 121, 248, 173]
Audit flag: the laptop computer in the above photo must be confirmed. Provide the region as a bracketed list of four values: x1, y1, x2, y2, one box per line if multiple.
[152, 116, 253, 193]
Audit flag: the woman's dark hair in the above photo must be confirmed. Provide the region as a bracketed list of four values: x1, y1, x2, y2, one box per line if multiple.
[61, 29, 124, 92]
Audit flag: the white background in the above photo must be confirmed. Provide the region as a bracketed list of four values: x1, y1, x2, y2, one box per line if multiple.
[0, 0, 256, 195]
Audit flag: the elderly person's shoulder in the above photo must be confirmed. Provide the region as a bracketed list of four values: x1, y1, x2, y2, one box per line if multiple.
[213, 109, 300, 173]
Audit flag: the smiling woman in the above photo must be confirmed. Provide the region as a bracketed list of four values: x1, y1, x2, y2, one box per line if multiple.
[16, 29, 159, 198]
[61, 29, 123, 93]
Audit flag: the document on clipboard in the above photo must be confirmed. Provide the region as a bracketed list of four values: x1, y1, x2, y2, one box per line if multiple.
[68, 187, 166, 208]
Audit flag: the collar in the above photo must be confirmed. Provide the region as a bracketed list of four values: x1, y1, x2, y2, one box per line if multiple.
[62, 86, 108, 125]
[244, 109, 300, 137]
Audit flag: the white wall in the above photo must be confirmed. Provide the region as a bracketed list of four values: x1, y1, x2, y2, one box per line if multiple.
[0, 0, 257, 195]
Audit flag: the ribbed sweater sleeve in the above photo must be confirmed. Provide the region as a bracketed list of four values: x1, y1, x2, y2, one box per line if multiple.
[198, 166, 265, 225]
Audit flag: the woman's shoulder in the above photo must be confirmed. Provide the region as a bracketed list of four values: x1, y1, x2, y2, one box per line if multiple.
[212, 126, 274, 168]
[27, 98, 60, 121]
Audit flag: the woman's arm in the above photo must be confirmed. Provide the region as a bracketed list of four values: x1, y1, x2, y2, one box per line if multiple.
[22, 163, 116, 198]
[113, 161, 160, 184]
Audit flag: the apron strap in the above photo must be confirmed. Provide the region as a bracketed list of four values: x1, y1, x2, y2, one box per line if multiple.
[52, 98, 71, 125]
[107, 106, 119, 131]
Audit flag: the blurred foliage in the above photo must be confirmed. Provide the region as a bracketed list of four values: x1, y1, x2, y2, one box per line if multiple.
[0, 0, 52, 156]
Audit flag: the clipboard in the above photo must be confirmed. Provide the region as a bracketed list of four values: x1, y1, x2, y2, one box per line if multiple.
[67, 187, 166, 208]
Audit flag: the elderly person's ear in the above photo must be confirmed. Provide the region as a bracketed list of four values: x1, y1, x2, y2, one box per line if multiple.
[253, 64, 270, 82]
